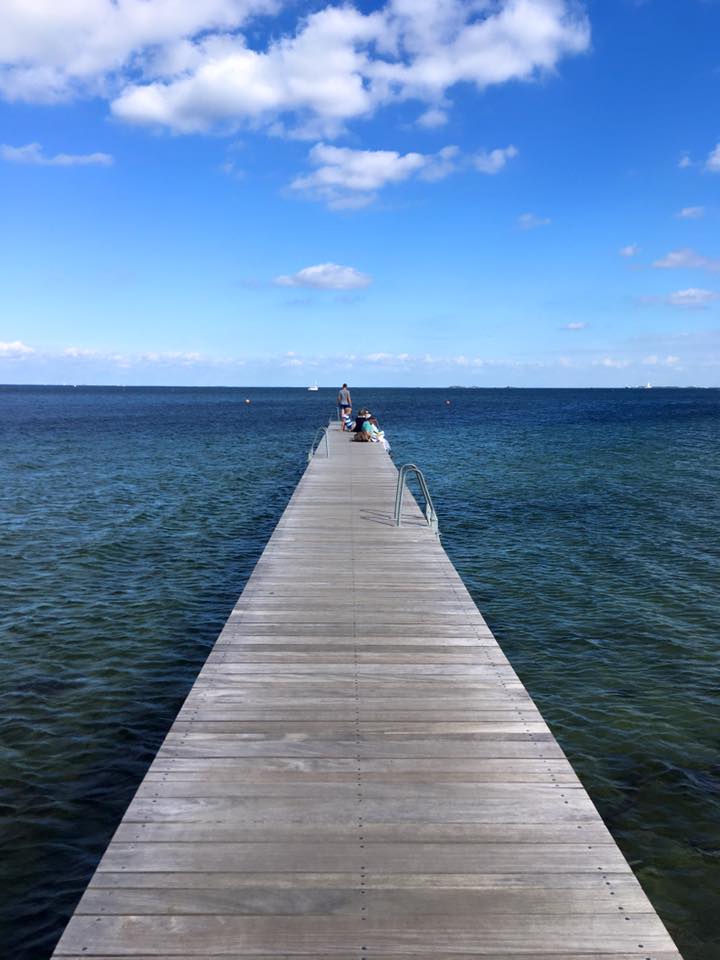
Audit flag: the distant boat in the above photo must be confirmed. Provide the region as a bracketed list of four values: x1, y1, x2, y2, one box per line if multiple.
[307, 383, 319, 392]
[644, 382, 652, 389]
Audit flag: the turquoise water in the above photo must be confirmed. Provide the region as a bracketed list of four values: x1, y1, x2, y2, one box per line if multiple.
[1, 386, 718, 959]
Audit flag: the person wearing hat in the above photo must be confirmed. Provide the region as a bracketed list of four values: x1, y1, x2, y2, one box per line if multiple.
[352, 409, 371, 433]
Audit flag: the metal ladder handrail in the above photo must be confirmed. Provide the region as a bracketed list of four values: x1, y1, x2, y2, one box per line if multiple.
[394, 463, 439, 536]
[308, 426, 330, 462]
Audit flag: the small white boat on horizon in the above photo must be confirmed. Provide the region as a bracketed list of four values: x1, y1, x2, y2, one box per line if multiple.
[307, 383, 319, 391]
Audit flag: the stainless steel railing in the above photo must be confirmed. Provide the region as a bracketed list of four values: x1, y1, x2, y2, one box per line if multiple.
[308, 426, 330, 462]
[394, 463, 439, 536]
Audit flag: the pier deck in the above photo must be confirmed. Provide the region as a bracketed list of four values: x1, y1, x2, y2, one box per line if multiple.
[53, 423, 682, 959]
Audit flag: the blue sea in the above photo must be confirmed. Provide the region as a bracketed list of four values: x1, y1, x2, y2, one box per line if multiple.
[1, 385, 718, 959]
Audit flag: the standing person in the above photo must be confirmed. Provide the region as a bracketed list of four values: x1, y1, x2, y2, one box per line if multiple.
[337, 383, 352, 429]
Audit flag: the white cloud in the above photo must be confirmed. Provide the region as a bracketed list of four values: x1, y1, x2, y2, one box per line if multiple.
[641, 288, 720, 309]
[619, 243, 639, 257]
[667, 288, 720, 308]
[0, 0, 274, 102]
[678, 152, 692, 169]
[112, 9, 383, 137]
[221, 159, 244, 180]
[361, 352, 490, 369]
[366, 351, 411, 365]
[17, 342, 714, 379]
[562, 321, 587, 330]
[416, 106, 448, 128]
[593, 356, 629, 368]
[291, 142, 467, 207]
[59, 346, 237, 367]
[63, 346, 101, 358]
[375, 0, 590, 104]
[281, 354, 304, 367]
[0, 339, 34, 357]
[676, 206, 705, 220]
[0, 1, 590, 136]
[652, 248, 720, 272]
[420, 145, 463, 182]
[473, 144, 519, 174]
[274, 263, 373, 290]
[517, 212, 551, 230]
[1, 142, 113, 166]
[643, 354, 681, 366]
[137, 350, 203, 365]
[296, 142, 425, 191]
[705, 142, 720, 173]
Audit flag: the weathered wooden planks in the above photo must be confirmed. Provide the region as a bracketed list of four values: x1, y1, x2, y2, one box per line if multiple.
[52, 422, 683, 959]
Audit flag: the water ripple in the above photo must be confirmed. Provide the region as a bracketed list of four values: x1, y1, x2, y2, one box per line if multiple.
[1, 385, 718, 960]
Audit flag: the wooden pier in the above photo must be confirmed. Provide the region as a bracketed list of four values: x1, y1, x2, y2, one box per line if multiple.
[53, 423, 682, 959]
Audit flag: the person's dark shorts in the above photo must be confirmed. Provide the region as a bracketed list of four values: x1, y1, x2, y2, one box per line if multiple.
[341, 404, 351, 411]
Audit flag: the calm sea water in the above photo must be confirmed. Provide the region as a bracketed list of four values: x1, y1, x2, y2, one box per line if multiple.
[1, 385, 718, 959]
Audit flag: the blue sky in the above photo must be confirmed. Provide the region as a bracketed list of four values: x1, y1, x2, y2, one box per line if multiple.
[1, 0, 719, 386]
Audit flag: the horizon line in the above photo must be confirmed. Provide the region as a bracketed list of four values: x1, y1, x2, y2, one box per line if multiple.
[1, 383, 715, 391]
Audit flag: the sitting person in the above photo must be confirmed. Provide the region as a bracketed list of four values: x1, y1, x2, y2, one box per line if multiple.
[353, 416, 371, 441]
[368, 415, 390, 451]
[352, 411, 373, 442]
[352, 408, 372, 433]
[352, 411, 390, 450]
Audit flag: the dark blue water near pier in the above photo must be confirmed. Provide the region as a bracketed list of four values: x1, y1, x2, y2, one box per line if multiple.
[1, 385, 718, 959]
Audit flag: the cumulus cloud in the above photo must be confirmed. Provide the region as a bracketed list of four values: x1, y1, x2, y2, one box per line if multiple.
[274, 263, 373, 290]
[517, 212, 551, 230]
[112, 9, 383, 137]
[291, 142, 468, 207]
[419, 145, 463, 182]
[374, 0, 590, 103]
[28, 343, 709, 377]
[63, 346, 101, 358]
[1, 142, 113, 166]
[281, 354, 304, 367]
[652, 248, 720, 272]
[137, 350, 204, 365]
[593, 356, 629, 368]
[666, 288, 720, 308]
[416, 106, 449, 128]
[366, 351, 411, 364]
[676, 206, 705, 220]
[642, 354, 681, 367]
[473, 145, 519, 174]
[0, 339, 34, 357]
[338, 351, 489, 369]
[59, 345, 235, 367]
[639, 288, 720, 309]
[706, 142, 720, 173]
[619, 243, 639, 257]
[0, 0, 274, 103]
[282, 351, 611, 372]
[0, 1, 590, 136]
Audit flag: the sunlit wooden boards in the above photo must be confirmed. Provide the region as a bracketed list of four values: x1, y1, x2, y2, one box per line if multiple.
[52, 423, 683, 959]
